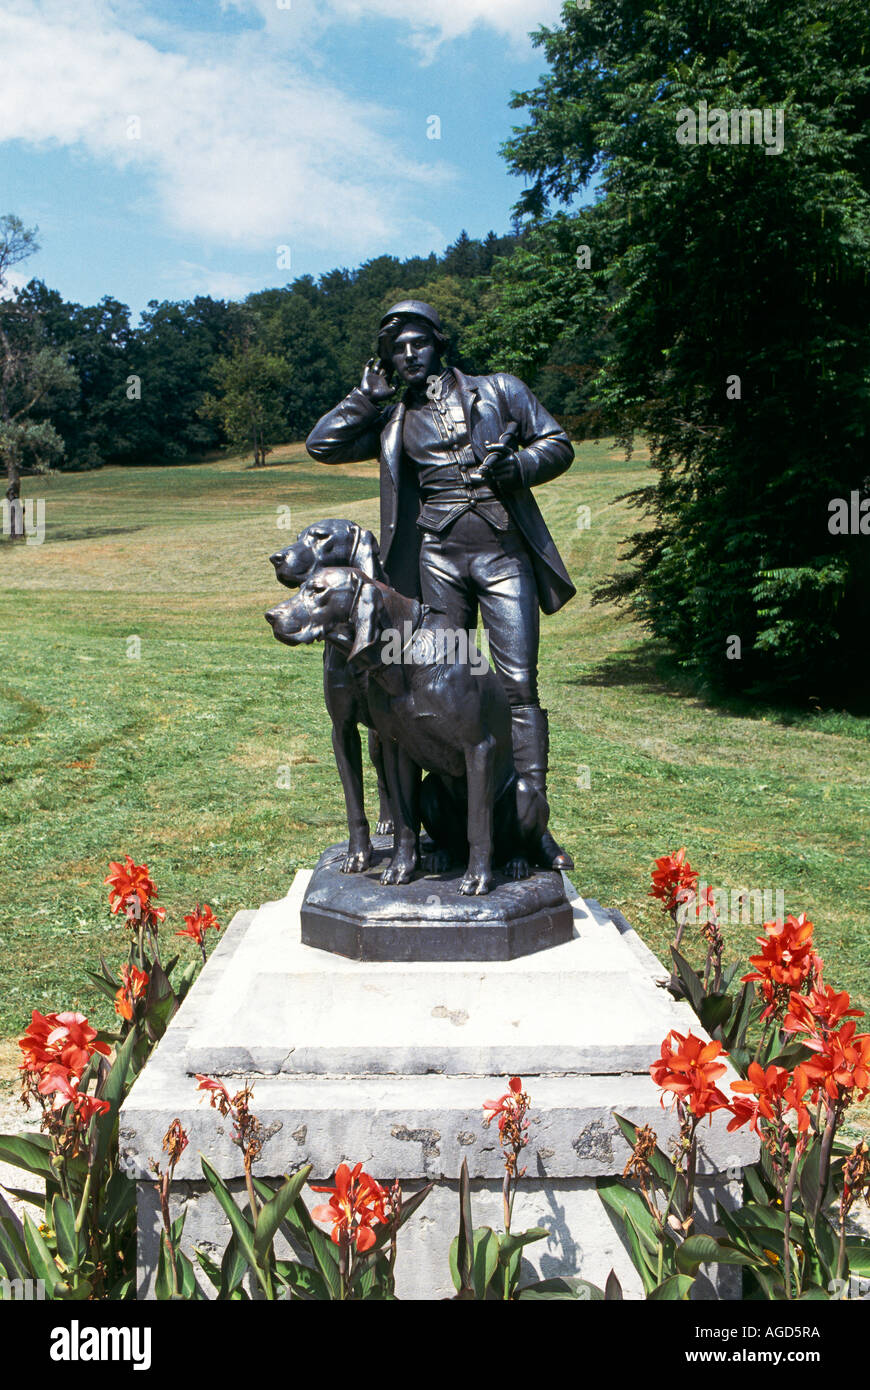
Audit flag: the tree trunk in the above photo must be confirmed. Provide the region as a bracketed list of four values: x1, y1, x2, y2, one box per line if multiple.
[4, 452, 22, 541]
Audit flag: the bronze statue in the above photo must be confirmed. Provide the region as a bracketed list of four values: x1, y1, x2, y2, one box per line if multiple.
[266, 567, 553, 895]
[304, 300, 575, 871]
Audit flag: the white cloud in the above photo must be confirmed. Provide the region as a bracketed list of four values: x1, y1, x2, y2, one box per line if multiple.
[228, 0, 566, 56]
[0, 1, 451, 254]
[169, 262, 262, 302]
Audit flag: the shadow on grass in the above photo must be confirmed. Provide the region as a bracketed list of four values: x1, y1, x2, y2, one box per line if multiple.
[579, 642, 870, 729]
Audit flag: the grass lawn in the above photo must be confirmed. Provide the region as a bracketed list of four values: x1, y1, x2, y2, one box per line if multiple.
[1, 441, 868, 1128]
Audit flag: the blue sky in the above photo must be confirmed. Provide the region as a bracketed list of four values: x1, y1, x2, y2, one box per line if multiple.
[0, 0, 572, 321]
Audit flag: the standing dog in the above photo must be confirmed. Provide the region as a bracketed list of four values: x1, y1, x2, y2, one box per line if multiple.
[265, 567, 552, 896]
[270, 520, 393, 873]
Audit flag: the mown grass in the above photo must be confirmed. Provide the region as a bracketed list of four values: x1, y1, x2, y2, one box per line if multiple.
[1, 441, 868, 1121]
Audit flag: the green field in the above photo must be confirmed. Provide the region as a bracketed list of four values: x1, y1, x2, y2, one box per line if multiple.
[1, 442, 868, 1104]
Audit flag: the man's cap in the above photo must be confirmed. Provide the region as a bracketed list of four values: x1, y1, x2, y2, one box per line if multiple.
[378, 300, 444, 336]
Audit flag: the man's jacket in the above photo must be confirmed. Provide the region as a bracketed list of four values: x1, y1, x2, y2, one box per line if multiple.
[305, 367, 576, 614]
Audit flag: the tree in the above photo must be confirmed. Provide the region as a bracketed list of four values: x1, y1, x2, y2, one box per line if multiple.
[0, 216, 78, 538]
[201, 339, 293, 467]
[492, 0, 870, 696]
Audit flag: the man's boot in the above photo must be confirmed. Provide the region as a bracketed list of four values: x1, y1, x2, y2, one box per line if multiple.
[510, 703, 574, 872]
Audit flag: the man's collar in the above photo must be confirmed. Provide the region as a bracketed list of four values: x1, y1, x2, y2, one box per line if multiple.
[404, 366, 455, 405]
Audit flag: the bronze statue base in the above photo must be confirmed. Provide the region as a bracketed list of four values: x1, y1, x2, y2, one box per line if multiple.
[300, 839, 575, 962]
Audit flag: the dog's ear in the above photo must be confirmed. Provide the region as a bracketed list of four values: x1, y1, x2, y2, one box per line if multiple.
[348, 579, 387, 672]
[353, 528, 385, 581]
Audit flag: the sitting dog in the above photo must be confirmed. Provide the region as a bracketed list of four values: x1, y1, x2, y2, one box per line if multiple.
[265, 567, 552, 896]
[270, 519, 394, 874]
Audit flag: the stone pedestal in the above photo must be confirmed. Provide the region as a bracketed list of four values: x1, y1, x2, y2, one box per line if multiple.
[120, 873, 758, 1299]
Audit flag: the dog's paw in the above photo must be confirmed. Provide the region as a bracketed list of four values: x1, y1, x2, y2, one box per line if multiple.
[505, 856, 530, 881]
[459, 869, 494, 896]
[340, 845, 372, 874]
[375, 819, 394, 837]
[381, 859, 417, 886]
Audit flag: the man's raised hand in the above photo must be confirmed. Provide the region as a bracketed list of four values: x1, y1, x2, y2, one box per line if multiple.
[360, 358, 397, 403]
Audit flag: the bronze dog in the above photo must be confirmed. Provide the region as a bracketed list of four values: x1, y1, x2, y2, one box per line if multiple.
[265, 567, 553, 896]
[270, 520, 393, 873]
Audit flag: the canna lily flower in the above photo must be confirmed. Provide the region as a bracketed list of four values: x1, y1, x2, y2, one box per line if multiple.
[728, 1062, 811, 1135]
[195, 1074, 233, 1116]
[742, 914, 820, 1020]
[649, 848, 699, 914]
[650, 1030, 730, 1120]
[310, 1162, 387, 1253]
[104, 855, 166, 930]
[114, 963, 149, 1022]
[802, 1023, 870, 1104]
[18, 1009, 111, 1079]
[176, 904, 220, 952]
[482, 1076, 527, 1134]
[783, 981, 864, 1041]
[37, 1067, 110, 1124]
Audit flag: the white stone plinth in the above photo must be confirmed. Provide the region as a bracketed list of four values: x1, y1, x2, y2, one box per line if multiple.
[120, 875, 758, 1300]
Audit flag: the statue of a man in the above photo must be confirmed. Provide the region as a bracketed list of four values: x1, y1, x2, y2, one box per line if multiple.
[306, 299, 575, 870]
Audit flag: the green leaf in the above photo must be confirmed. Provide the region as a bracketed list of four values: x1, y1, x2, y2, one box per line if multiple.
[254, 1166, 312, 1261]
[769, 1041, 815, 1069]
[0, 1190, 30, 1282]
[200, 1156, 258, 1274]
[275, 1260, 330, 1301]
[102, 1169, 137, 1229]
[472, 1227, 499, 1300]
[22, 1212, 64, 1297]
[51, 1196, 79, 1271]
[219, 1233, 250, 1300]
[82, 968, 122, 1002]
[284, 1195, 341, 1300]
[517, 1277, 604, 1300]
[700, 991, 733, 1033]
[676, 1234, 761, 1273]
[0, 1187, 44, 1212]
[605, 1269, 623, 1300]
[648, 1273, 695, 1300]
[194, 1247, 222, 1291]
[597, 1177, 662, 1257]
[798, 1142, 823, 1220]
[0, 1133, 57, 1181]
[671, 946, 705, 1015]
[91, 1025, 139, 1173]
[498, 1226, 549, 1262]
[456, 1157, 474, 1294]
[844, 1238, 870, 1277]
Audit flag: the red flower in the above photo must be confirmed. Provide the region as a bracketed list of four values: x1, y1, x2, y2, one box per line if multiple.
[482, 1076, 526, 1134]
[741, 914, 820, 1020]
[783, 981, 863, 1041]
[650, 1030, 730, 1120]
[176, 904, 220, 949]
[728, 1062, 812, 1135]
[18, 1010, 110, 1079]
[802, 1023, 870, 1105]
[114, 964, 149, 1022]
[104, 855, 166, 930]
[310, 1162, 387, 1253]
[649, 848, 699, 913]
[195, 1074, 233, 1116]
[37, 1068, 110, 1125]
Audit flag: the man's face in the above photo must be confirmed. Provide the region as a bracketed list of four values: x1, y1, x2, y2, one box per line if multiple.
[389, 324, 441, 387]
